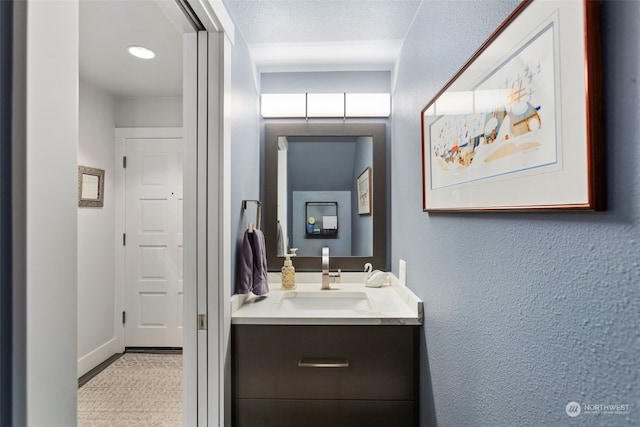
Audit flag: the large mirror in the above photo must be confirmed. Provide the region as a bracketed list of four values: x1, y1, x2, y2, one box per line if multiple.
[264, 123, 387, 271]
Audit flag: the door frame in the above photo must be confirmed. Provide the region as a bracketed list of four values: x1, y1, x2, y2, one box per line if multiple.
[179, 4, 235, 424]
[114, 20, 234, 427]
[116, 3, 235, 427]
[10, 0, 234, 425]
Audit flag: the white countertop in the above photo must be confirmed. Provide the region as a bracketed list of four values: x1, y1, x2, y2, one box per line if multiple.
[231, 272, 423, 325]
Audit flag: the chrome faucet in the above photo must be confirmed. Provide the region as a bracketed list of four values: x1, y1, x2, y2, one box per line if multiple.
[321, 247, 341, 290]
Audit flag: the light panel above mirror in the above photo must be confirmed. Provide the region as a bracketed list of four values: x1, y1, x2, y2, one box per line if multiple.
[261, 93, 391, 118]
[307, 93, 345, 118]
[345, 93, 391, 117]
[261, 93, 307, 117]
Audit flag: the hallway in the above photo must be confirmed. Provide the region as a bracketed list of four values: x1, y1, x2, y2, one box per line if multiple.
[78, 353, 182, 426]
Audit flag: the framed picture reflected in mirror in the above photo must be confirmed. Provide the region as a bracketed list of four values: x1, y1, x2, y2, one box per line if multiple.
[357, 167, 372, 215]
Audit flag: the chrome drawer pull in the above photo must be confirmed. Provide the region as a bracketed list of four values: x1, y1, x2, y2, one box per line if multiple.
[298, 359, 349, 368]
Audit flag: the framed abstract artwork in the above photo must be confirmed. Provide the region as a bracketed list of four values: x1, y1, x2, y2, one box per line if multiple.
[421, 0, 605, 211]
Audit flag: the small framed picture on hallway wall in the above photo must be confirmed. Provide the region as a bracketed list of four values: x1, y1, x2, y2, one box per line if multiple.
[78, 166, 105, 208]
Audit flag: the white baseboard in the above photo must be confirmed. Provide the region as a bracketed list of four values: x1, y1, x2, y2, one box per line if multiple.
[77, 337, 122, 378]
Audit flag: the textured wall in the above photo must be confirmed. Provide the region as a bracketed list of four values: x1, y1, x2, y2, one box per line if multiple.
[392, 0, 639, 426]
[230, 29, 261, 293]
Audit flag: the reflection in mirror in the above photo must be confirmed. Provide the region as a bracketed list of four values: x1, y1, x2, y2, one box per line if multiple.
[278, 136, 373, 257]
[265, 123, 387, 272]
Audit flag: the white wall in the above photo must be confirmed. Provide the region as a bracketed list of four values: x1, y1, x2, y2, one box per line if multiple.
[116, 96, 182, 127]
[77, 79, 118, 377]
[76, 89, 183, 377]
[26, 1, 78, 425]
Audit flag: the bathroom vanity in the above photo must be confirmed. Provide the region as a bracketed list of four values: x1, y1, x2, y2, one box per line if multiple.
[231, 273, 422, 427]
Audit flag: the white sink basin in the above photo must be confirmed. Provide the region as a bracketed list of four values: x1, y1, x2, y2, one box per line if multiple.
[279, 290, 371, 311]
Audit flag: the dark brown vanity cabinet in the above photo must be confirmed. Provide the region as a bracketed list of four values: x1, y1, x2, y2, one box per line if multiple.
[233, 325, 419, 427]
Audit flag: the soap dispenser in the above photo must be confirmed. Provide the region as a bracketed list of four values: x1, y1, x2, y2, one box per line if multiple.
[281, 250, 297, 290]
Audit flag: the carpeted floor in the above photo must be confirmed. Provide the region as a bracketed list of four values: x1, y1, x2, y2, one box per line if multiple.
[78, 353, 183, 427]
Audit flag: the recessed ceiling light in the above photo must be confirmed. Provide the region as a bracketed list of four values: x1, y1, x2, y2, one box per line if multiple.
[127, 45, 155, 59]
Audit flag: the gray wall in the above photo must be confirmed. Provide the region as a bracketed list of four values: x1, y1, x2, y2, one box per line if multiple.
[261, 71, 390, 93]
[287, 140, 356, 192]
[351, 136, 373, 256]
[287, 138, 355, 239]
[230, 30, 261, 293]
[392, 1, 640, 426]
[0, 1, 13, 420]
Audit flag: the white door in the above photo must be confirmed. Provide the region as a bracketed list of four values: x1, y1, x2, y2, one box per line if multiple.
[124, 138, 183, 347]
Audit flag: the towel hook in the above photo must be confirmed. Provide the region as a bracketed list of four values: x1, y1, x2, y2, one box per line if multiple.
[242, 199, 262, 231]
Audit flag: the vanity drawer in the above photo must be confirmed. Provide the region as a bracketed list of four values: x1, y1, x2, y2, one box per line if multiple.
[233, 325, 417, 401]
[234, 399, 415, 427]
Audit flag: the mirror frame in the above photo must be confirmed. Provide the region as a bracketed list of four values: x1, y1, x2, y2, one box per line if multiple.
[264, 122, 387, 271]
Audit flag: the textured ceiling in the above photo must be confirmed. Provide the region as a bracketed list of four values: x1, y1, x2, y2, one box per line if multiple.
[225, 0, 421, 44]
[224, 0, 422, 72]
[79, 0, 422, 97]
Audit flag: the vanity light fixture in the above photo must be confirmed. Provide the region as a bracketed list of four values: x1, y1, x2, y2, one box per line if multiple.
[306, 93, 345, 118]
[261, 94, 306, 118]
[261, 93, 392, 118]
[127, 45, 155, 59]
[345, 93, 391, 117]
